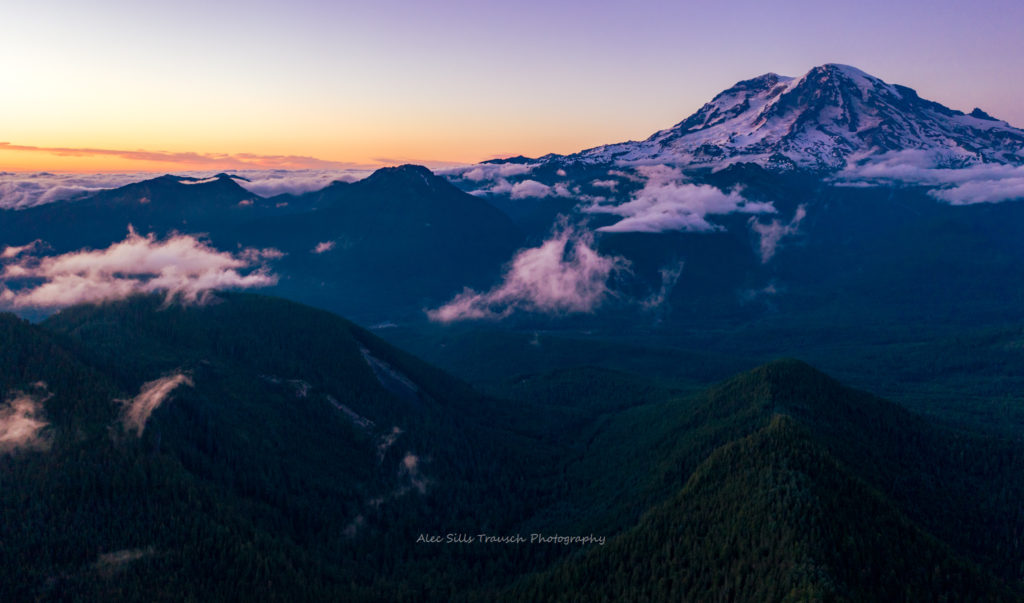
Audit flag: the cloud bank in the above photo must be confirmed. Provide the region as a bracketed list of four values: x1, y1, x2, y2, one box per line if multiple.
[120, 374, 193, 437]
[428, 224, 626, 322]
[447, 162, 538, 182]
[837, 150, 1024, 205]
[750, 205, 807, 263]
[0, 172, 152, 209]
[0, 387, 52, 453]
[0, 229, 280, 309]
[231, 170, 372, 197]
[478, 178, 573, 200]
[584, 165, 776, 232]
[0, 170, 375, 210]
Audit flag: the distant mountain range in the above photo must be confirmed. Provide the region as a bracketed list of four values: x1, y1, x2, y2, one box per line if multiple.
[2, 64, 1024, 330]
[0, 165, 523, 322]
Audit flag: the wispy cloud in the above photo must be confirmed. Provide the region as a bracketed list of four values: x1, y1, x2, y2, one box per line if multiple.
[428, 222, 627, 322]
[0, 228, 280, 309]
[0, 385, 52, 453]
[312, 241, 336, 254]
[400, 453, 428, 494]
[119, 373, 193, 437]
[0, 240, 41, 259]
[584, 165, 775, 232]
[377, 426, 403, 463]
[750, 205, 807, 263]
[0, 142, 371, 171]
[641, 260, 684, 311]
[837, 150, 1024, 205]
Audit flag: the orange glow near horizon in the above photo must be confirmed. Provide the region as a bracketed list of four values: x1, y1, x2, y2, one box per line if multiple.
[0, 122, 626, 173]
[5, 2, 1021, 176]
[0, 142, 470, 174]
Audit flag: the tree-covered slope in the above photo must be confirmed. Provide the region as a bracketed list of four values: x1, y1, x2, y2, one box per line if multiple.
[3, 298, 1022, 601]
[2, 294, 543, 601]
[511, 360, 1024, 601]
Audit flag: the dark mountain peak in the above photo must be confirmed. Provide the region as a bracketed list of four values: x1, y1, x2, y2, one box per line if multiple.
[970, 107, 998, 121]
[718, 358, 841, 402]
[370, 164, 434, 178]
[214, 172, 250, 182]
[360, 164, 454, 196]
[728, 71, 792, 94]
[482, 155, 536, 165]
[748, 359, 851, 406]
[142, 173, 251, 192]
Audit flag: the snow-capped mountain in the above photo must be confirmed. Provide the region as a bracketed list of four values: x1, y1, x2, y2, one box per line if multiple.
[566, 64, 1024, 171]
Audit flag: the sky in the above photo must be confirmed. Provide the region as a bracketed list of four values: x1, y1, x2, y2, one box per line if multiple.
[2, 0, 1022, 172]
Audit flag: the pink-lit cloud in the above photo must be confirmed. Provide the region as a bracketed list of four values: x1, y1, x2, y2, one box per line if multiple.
[312, 241, 336, 254]
[0, 172, 150, 209]
[584, 165, 775, 232]
[750, 205, 807, 262]
[448, 162, 538, 182]
[0, 170, 378, 209]
[481, 178, 573, 199]
[0, 229, 280, 309]
[836, 150, 1024, 205]
[1, 240, 41, 259]
[119, 374, 193, 437]
[0, 386, 52, 453]
[428, 223, 627, 322]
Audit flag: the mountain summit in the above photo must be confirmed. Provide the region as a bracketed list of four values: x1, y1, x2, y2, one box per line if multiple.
[569, 63, 1024, 170]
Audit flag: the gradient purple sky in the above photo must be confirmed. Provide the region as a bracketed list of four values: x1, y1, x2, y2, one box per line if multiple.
[3, 0, 1022, 171]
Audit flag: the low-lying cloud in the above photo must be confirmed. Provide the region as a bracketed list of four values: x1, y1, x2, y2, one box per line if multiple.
[445, 162, 538, 182]
[584, 165, 776, 232]
[378, 426, 403, 463]
[232, 170, 372, 197]
[750, 205, 807, 263]
[837, 150, 1024, 205]
[1, 240, 41, 259]
[0, 386, 52, 453]
[400, 453, 429, 494]
[119, 373, 193, 437]
[0, 172, 153, 209]
[312, 241, 336, 254]
[479, 178, 573, 200]
[428, 223, 627, 322]
[0, 170, 374, 210]
[641, 260, 685, 311]
[0, 229, 280, 309]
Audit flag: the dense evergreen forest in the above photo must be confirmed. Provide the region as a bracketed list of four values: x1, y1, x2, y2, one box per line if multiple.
[2, 294, 1023, 601]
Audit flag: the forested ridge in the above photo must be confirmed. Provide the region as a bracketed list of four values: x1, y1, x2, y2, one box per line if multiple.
[2, 295, 1022, 601]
